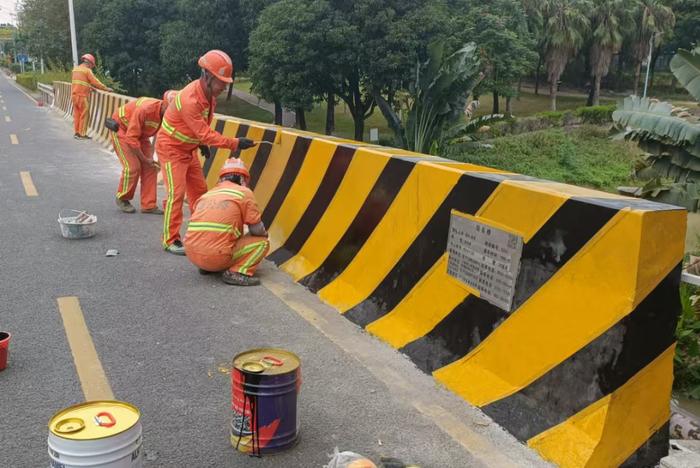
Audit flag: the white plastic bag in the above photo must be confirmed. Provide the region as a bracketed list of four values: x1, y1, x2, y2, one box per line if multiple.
[325, 448, 377, 468]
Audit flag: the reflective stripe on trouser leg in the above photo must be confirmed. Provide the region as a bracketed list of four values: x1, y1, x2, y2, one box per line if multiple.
[231, 239, 270, 276]
[112, 132, 131, 199]
[162, 162, 176, 248]
[81, 97, 89, 135]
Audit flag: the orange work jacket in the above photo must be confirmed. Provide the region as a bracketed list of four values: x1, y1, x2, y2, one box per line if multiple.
[184, 181, 262, 256]
[71, 64, 108, 97]
[157, 79, 239, 155]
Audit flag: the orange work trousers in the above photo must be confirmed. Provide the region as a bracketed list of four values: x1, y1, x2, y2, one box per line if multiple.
[160, 153, 208, 248]
[111, 133, 158, 210]
[185, 235, 270, 276]
[72, 94, 89, 136]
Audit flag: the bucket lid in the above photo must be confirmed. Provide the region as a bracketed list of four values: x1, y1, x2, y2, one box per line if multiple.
[233, 348, 300, 375]
[49, 400, 140, 440]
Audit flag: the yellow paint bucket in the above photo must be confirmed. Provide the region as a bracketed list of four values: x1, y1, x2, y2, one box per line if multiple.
[48, 400, 143, 467]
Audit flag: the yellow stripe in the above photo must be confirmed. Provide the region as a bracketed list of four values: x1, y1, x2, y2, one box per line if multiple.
[239, 241, 269, 274]
[268, 139, 337, 251]
[528, 344, 674, 467]
[318, 162, 462, 312]
[366, 180, 568, 348]
[71, 79, 92, 87]
[20, 171, 38, 197]
[10, 134, 18, 144]
[112, 133, 130, 198]
[57, 297, 115, 401]
[252, 133, 299, 212]
[432, 207, 684, 407]
[162, 162, 175, 248]
[280, 148, 390, 281]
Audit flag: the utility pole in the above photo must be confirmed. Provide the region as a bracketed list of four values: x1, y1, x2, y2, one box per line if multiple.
[642, 32, 656, 98]
[67, 0, 78, 66]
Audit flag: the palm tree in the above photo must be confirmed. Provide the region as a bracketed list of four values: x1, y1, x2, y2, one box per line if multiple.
[543, 0, 591, 110]
[629, 0, 675, 95]
[588, 0, 633, 106]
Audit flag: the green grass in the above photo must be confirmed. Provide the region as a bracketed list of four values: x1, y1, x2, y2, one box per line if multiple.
[216, 95, 274, 123]
[476, 92, 616, 117]
[446, 126, 642, 192]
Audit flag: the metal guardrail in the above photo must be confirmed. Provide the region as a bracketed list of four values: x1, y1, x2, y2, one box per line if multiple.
[682, 272, 700, 287]
[37, 82, 54, 107]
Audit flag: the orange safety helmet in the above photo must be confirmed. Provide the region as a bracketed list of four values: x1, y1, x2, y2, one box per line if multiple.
[219, 158, 250, 182]
[198, 50, 234, 83]
[162, 89, 177, 104]
[80, 54, 95, 67]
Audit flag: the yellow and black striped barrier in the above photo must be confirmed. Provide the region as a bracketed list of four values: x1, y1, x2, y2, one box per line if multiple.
[52, 83, 685, 467]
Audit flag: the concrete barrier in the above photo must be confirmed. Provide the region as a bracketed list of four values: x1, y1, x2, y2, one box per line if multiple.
[52, 82, 686, 467]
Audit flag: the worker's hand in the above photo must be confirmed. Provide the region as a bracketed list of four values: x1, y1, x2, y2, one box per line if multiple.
[199, 145, 212, 159]
[238, 137, 257, 150]
[146, 159, 160, 170]
[106, 87, 114, 93]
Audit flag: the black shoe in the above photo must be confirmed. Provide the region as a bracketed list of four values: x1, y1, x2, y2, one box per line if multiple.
[116, 198, 136, 213]
[198, 268, 213, 275]
[222, 271, 260, 286]
[165, 240, 185, 255]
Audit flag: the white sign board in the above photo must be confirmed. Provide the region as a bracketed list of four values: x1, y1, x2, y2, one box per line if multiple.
[446, 211, 523, 312]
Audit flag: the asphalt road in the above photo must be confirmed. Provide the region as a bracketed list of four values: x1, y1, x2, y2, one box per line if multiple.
[0, 72, 548, 468]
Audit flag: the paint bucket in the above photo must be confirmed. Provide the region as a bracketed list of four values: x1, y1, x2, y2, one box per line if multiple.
[230, 348, 301, 456]
[0, 332, 10, 371]
[48, 400, 143, 468]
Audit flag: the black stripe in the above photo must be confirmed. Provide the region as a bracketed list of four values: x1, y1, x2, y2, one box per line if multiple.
[621, 421, 669, 468]
[299, 158, 415, 293]
[482, 263, 680, 441]
[261, 136, 312, 227]
[248, 129, 277, 190]
[400, 199, 618, 373]
[268, 145, 356, 265]
[344, 174, 500, 327]
[201, 120, 227, 178]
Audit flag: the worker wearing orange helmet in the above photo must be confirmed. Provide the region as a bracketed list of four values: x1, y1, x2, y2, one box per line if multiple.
[156, 49, 256, 255]
[183, 159, 270, 286]
[71, 53, 112, 139]
[108, 90, 178, 214]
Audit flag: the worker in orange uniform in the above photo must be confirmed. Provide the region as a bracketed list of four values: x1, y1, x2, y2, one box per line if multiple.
[156, 49, 256, 255]
[71, 53, 112, 139]
[109, 90, 177, 214]
[183, 159, 270, 286]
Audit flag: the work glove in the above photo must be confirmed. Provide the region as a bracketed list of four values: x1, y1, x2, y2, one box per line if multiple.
[199, 145, 211, 159]
[238, 137, 257, 150]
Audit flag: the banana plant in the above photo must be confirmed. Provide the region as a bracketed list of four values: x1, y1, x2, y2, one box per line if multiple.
[373, 41, 494, 154]
[612, 45, 700, 209]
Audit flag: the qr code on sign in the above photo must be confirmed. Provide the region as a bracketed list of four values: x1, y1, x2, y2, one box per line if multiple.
[507, 234, 518, 249]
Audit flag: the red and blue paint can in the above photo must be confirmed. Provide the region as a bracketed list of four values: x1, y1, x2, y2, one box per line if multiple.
[230, 348, 301, 456]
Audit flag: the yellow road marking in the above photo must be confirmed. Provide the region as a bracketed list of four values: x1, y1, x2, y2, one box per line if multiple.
[5, 116, 10, 122]
[10, 134, 18, 144]
[57, 297, 115, 401]
[20, 171, 38, 197]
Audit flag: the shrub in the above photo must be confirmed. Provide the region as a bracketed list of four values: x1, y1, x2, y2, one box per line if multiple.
[576, 105, 616, 124]
[15, 73, 37, 91]
[9, 63, 21, 74]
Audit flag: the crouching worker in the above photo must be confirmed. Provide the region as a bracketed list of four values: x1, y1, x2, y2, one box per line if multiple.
[183, 159, 270, 286]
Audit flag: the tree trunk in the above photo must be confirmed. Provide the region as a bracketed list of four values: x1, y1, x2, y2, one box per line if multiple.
[325, 92, 335, 135]
[274, 100, 283, 125]
[592, 75, 601, 106]
[295, 108, 306, 130]
[505, 96, 512, 116]
[353, 113, 364, 141]
[534, 55, 542, 95]
[649, 48, 661, 92]
[549, 80, 557, 111]
[492, 90, 499, 114]
[633, 62, 641, 96]
[587, 82, 595, 107]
